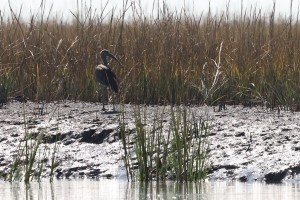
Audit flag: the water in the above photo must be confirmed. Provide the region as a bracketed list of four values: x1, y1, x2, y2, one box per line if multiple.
[0, 180, 300, 200]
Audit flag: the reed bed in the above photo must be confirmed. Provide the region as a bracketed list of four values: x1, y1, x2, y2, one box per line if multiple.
[120, 106, 209, 182]
[1, 1, 300, 107]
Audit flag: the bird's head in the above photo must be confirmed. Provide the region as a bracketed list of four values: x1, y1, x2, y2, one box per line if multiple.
[100, 49, 122, 66]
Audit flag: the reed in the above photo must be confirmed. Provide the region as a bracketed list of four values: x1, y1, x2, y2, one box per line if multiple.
[121, 106, 209, 182]
[0, 68, 14, 104]
[168, 107, 209, 181]
[0, 1, 300, 107]
[7, 103, 42, 182]
[6, 102, 59, 183]
[119, 105, 133, 182]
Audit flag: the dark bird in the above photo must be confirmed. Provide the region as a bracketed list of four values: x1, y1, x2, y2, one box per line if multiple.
[95, 49, 122, 111]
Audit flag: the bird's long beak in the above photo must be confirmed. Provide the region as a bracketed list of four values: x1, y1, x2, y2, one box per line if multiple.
[108, 53, 122, 66]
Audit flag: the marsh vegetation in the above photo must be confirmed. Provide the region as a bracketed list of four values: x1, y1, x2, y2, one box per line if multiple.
[1, 1, 299, 108]
[120, 106, 209, 182]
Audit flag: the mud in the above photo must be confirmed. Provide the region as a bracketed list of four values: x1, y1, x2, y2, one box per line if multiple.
[1, 101, 300, 183]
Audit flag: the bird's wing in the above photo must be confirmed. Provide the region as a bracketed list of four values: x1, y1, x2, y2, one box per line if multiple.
[95, 64, 118, 93]
[106, 70, 118, 93]
[95, 65, 108, 86]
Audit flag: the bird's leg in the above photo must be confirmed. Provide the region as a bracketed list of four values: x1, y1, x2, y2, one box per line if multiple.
[112, 92, 115, 111]
[102, 101, 105, 111]
[101, 85, 106, 111]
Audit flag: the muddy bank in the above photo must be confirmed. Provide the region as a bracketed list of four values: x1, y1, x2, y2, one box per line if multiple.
[1, 101, 300, 183]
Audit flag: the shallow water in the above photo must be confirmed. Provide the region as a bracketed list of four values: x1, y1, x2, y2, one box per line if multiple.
[1, 180, 300, 200]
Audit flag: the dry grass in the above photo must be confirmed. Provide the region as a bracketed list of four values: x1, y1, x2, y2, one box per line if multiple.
[1, 1, 300, 107]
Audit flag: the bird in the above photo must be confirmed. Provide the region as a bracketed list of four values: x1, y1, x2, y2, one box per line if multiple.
[95, 49, 122, 111]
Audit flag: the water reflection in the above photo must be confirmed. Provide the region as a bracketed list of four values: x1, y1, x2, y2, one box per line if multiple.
[1, 180, 300, 200]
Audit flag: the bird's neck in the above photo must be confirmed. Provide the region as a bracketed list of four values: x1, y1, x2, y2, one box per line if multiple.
[101, 55, 108, 66]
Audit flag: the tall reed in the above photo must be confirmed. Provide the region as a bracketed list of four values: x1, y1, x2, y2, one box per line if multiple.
[1, 1, 300, 106]
[121, 106, 209, 182]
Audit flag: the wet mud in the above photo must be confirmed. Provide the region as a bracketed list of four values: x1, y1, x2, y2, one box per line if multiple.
[1, 101, 300, 183]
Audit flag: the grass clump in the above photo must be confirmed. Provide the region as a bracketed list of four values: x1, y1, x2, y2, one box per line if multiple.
[121, 106, 209, 182]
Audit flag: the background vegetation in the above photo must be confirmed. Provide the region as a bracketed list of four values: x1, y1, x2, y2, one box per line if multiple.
[1, 1, 300, 108]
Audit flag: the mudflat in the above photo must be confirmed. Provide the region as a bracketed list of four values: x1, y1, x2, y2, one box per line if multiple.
[1, 101, 299, 182]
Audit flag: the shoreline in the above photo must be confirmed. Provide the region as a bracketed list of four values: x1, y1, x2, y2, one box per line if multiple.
[1, 101, 299, 183]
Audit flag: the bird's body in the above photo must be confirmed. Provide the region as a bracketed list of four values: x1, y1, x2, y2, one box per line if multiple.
[95, 64, 119, 93]
[95, 49, 121, 111]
